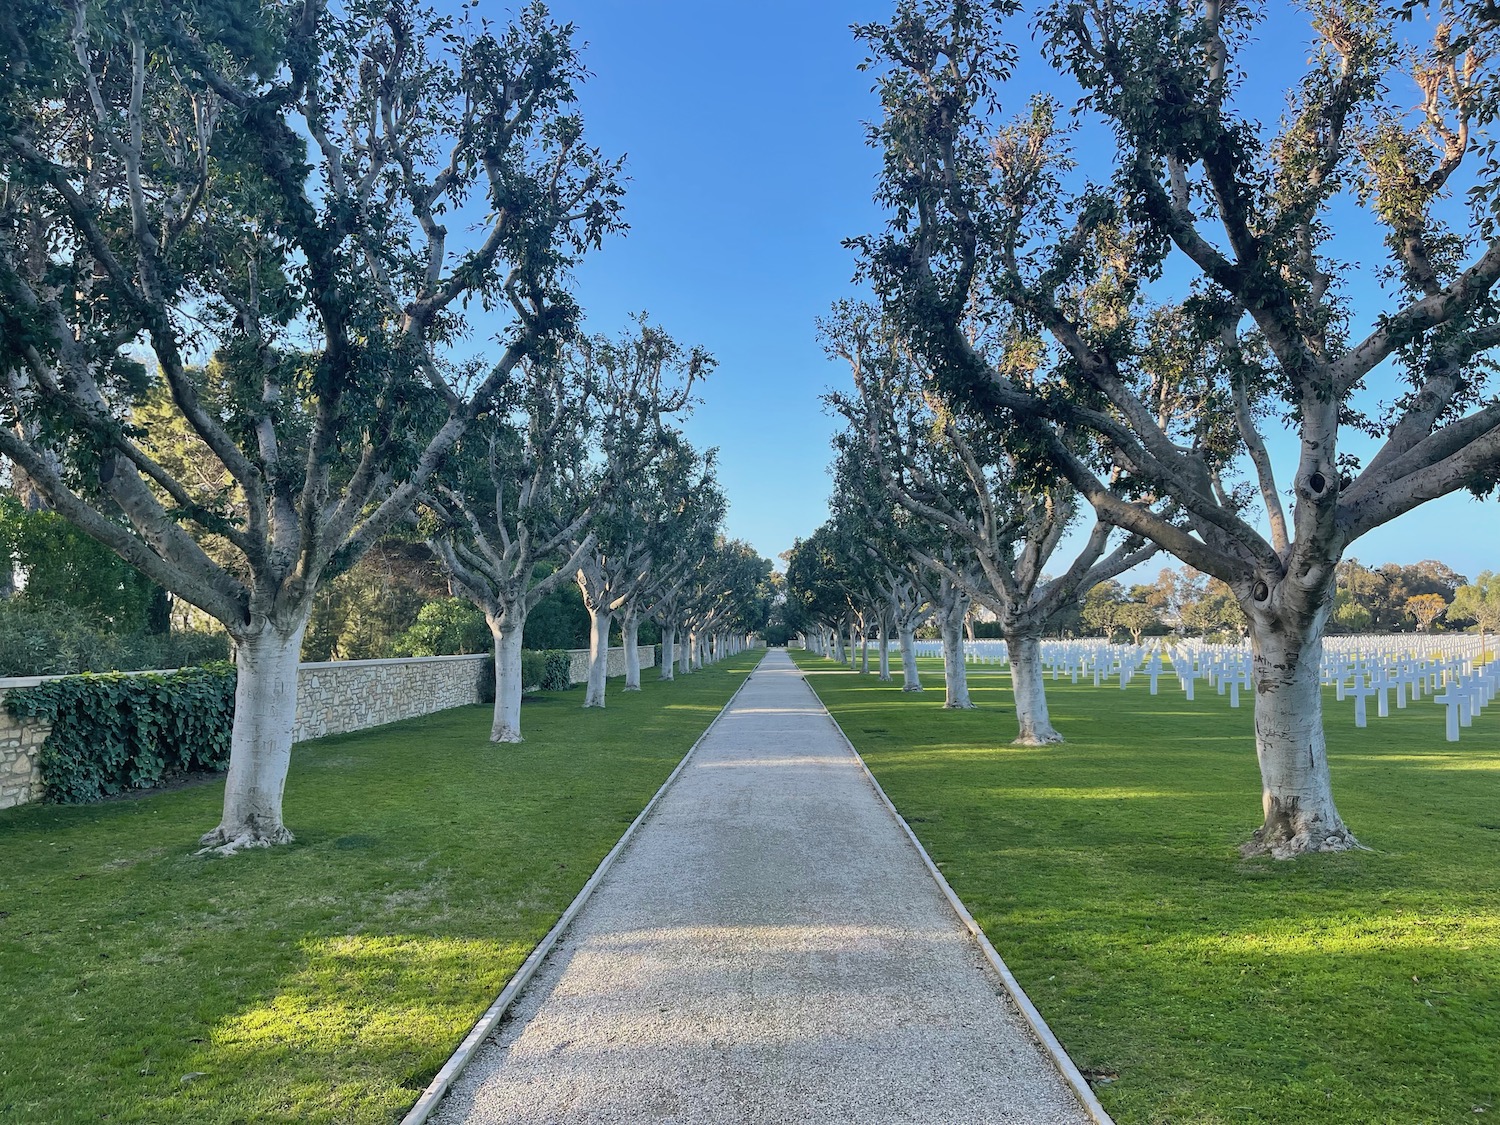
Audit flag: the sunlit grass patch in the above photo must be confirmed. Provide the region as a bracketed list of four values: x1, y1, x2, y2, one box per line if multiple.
[0, 650, 760, 1125]
[793, 648, 1500, 1124]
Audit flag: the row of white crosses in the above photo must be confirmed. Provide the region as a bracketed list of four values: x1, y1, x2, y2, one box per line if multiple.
[1323, 635, 1495, 741]
[910, 634, 1496, 742]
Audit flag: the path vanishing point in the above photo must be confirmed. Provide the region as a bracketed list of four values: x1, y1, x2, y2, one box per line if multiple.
[429, 649, 1098, 1125]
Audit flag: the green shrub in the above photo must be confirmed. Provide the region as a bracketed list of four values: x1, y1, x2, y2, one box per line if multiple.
[477, 649, 573, 702]
[5, 664, 237, 803]
[0, 598, 228, 676]
[539, 649, 572, 691]
[390, 597, 489, 657]
[517, 650, 542, 692]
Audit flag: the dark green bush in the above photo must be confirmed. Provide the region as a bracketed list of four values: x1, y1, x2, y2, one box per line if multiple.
[539, 650, 572, 691]
[521, 650, 548, 692]
[477, 649, 573, 702]
[0, 598, 228, 676]
[5, 664, 237, 803]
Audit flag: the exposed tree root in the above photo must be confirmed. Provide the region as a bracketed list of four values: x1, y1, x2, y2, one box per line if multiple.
[195, 823, 294, 856]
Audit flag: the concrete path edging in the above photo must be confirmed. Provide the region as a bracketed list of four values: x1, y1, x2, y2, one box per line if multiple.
[399, 659, 763, 1125]
[813, 692, 1118, 1125]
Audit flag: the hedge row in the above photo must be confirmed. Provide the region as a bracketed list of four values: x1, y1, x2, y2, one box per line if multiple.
[5, 664, 237, 803]
[8, 650, 580, 805]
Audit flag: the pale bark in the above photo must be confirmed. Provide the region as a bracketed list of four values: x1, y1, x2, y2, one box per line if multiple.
[197, 617, 308, 853]
[660, 622, 676, 681]
[899, 623, 923, 691]
[877, 614, 892, 681]
[940, 590, 974, 709]
[834, 625, 847, 663]
[622, 609, 642, 691]
[1007, 631, 1062, 744]
[584, 607, 611, 707]
[1243, 610, 1360, 858]
[680, 631, 693, 675]
[491, 616, 526, 743]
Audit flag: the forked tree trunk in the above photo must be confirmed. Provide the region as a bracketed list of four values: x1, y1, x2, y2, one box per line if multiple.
[660, 622, 676, 681]
[877, 615, 892, 682]
[899, 622, 922, 691]
[490, 611, 526, 743]
[584, 608, 611, 708]
[198, 616, 309, 853]
[1243, 609, 1359, 858]
[834, 625, 847, 664]
[622, 609, 642, 691]
[941, 600, 973, 709]
[1007, 630, 1061, 745]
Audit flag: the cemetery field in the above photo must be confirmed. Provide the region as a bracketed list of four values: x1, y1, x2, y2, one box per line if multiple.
[792, 649, 1500, 1125]
[0, 651, 759, 1125]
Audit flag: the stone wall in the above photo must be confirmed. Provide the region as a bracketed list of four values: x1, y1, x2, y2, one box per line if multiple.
[290, 654, 489, 743]
[0, 685, 47, 810]
[565, 645, 657, 685]
[0, 647, 666, 811]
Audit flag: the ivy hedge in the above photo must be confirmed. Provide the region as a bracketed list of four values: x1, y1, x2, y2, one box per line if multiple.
[4, 664, 237, 804]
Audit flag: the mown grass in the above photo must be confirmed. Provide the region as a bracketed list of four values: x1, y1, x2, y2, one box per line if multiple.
[0, 652, 759, 1125]
[792, 649, 1500, 1125]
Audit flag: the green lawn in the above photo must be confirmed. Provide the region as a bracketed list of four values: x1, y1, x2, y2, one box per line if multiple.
[791, 649, 1500, 1125]
[0, 652, 759, 1125]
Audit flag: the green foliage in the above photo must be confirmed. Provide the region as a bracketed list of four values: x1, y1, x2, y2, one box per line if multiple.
[524, 582, 591, 650]
[0, 495, 163, 631]
[390, 598, 490, 658]
[6, 665, 236, 803]
[0, 597, 228, 677]
[1452, 572, 1500, 635]
[304, 543, 451, 661]
[521, 650, 573, 693]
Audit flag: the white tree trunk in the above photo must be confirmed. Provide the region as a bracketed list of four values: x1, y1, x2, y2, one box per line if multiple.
[199, 616, 308, 853]
[899, 623, 922, 691]
[877, 615, 892, 682]
[1007, 631, 1061, 744]
[1243, 611, 1360, 857]
[622, 609, 642, 691]
[834, 625, 846, 664]
[681, 631, 694, 675]
[660, 622, 676, 681]
[941, 601, 973, 709]
[584, 607, 611, 708]
[490, 614, 526, 743]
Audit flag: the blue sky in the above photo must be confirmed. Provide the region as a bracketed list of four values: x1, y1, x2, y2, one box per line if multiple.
[494, 1, 1497, 581]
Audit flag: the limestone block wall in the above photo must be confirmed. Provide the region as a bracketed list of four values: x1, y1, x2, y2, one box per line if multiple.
[565, 645, 657, 685]
[0, 685, 47, 810]
[0, 647, 672, 810]
[0, 655, 489, 811]
[290, 654, 489, 743]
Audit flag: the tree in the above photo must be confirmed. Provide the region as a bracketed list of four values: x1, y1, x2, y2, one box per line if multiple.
[1081, 582, 1124, 639]
[1405, 592, 1449, 632]
[1452, 572, 1500, 646]
[827, 304, 1156, 739]
[573, 319, 707, 707]
[0, 2, 622, 850]
[423, 345, 609, 742]
[855, 0, 1500, 855]
[637, 449, 726, 684]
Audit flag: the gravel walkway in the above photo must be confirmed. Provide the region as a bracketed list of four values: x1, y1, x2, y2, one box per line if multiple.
[431, 649, 1093, 1125]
